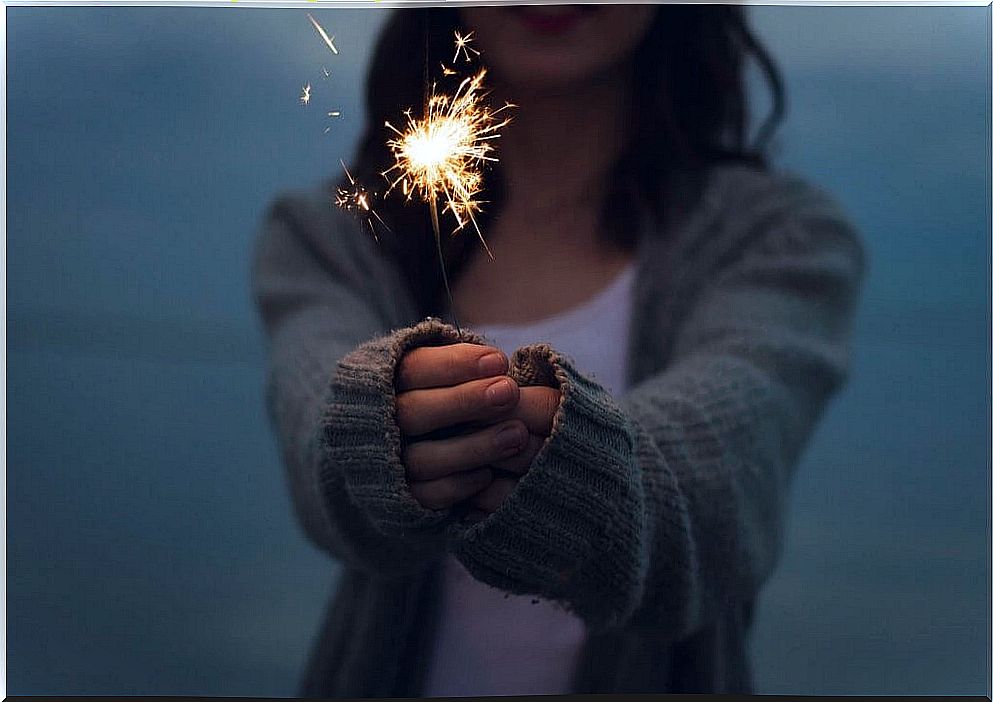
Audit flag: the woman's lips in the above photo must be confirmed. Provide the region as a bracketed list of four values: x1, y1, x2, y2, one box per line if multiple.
[511, 5, 597, 36]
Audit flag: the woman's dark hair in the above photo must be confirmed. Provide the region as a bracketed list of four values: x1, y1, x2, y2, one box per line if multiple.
[340, 6, 785, 317]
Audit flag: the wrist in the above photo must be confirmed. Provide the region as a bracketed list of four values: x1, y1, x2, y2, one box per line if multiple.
[325, 318, 485, 538]
[447, 343, 646, 630]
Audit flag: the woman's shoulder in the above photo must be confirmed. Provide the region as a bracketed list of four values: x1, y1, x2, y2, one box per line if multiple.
[659, 162, 862, 264]
[696, 162, 853, 225]
[253, 179, 420, 324]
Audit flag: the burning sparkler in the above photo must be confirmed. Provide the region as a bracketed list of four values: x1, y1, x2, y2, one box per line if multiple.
[306, 22, 513, 334]
[383, 68, 514, 258]
[379, 34, 515, 332]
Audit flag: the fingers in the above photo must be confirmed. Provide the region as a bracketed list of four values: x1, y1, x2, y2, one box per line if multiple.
[490, 432, 546, 474]
[397, 376, 520, 437]
[457, 386, 562, 436]
[468, 475, 519, 513]
[397, 343, 508, 391]
[408, 467, 494, 511]
[504, 386, 561, 436]
[404, 420, 529, 481]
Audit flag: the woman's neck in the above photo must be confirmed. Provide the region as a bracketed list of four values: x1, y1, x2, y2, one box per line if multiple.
[452, 73, 636, 325]
[492, 74, 631, 223]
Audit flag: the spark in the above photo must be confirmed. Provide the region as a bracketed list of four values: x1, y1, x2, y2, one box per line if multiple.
[452, 30, 480, 64]
[299, 83, 312, 105]
[322, 66, 331, 79]
[440, 63, 457, 77]
[383, 68, 513, 258]
[307, 13, 339, 55]
[327, 110, 341, 117]
[335, 160, 391, 240]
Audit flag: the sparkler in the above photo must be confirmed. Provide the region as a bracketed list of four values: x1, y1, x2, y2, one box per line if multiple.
[300, 20, 512, 333]
[382, 67, 513, 332]
[383, 69, 513, 256]
[379, 31, 514, 333]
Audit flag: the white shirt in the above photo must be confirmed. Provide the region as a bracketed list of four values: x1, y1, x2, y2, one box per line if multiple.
[422, 263, 637, 697]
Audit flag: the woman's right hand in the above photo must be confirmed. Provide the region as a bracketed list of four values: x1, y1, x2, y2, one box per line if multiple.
[395, 343, 530, 510]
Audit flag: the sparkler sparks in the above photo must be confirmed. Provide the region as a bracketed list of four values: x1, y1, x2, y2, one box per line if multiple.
[307, 13, 339, 55]
[452, 30, 480, 64]
[383, 68, 514, 258]
[299, 83, 312, 105]
[309, 25, 513, 336]
[323, 110, 342, 133]
[336, 160, 390, 240]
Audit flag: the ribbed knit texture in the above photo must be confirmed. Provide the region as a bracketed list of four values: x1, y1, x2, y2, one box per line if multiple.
[326, 318, 488, 541]
[251, 163, 866, 696]
[448, 343, 648, 632]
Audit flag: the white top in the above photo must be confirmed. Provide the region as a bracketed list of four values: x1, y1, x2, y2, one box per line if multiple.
[422, 263, 637, 698]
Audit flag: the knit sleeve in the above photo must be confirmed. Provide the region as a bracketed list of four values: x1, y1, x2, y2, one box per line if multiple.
[447, 178, 866, 634]
[251, 190, 467, 577]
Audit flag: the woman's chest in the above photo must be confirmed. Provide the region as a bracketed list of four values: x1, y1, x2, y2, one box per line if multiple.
[452, 221, 637, 327]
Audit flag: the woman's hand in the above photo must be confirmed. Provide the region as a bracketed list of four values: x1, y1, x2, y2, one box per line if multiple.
[469, 384, 561, 514]
[396, 342, 529, 510]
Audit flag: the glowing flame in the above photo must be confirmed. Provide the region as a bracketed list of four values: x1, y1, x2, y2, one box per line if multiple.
[383, 68, 514, 256]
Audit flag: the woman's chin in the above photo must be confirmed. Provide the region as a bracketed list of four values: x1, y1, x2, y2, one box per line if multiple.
[487, 56, 622, 95]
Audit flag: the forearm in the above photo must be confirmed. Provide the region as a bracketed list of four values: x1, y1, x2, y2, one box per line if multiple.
[253, 191, 457, 576]
[619, 348, 827, 637]
[448, 200, 864, 634]
[446, 345, 822, 637]
[265, 309, 435, 574]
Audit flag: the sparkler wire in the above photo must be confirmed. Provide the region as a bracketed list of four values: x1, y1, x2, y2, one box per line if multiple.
[423, 17, 462, 338]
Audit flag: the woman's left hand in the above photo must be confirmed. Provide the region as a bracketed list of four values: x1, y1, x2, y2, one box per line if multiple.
[468, 384, 561, 514]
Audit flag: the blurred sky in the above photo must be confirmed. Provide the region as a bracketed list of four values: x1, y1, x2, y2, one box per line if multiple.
[6, 5, 991, 696]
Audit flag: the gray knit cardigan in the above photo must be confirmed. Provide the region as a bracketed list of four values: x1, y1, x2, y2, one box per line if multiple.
[251, 164, 865, 697]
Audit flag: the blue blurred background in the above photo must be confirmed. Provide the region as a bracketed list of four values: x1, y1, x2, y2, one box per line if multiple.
[6, 5, 990, 696]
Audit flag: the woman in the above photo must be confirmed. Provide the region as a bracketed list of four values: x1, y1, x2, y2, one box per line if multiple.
[253, 4, 865, 697]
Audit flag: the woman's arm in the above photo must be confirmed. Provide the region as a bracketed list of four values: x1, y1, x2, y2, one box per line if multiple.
[446, 177, 867, 634]
[252, 190, 456, 577]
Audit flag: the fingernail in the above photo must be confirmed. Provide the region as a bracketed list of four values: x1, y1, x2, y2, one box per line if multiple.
[478, 351, 507, 377]
[494, 423, 526, 453]
[486, 378, 515, 407]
